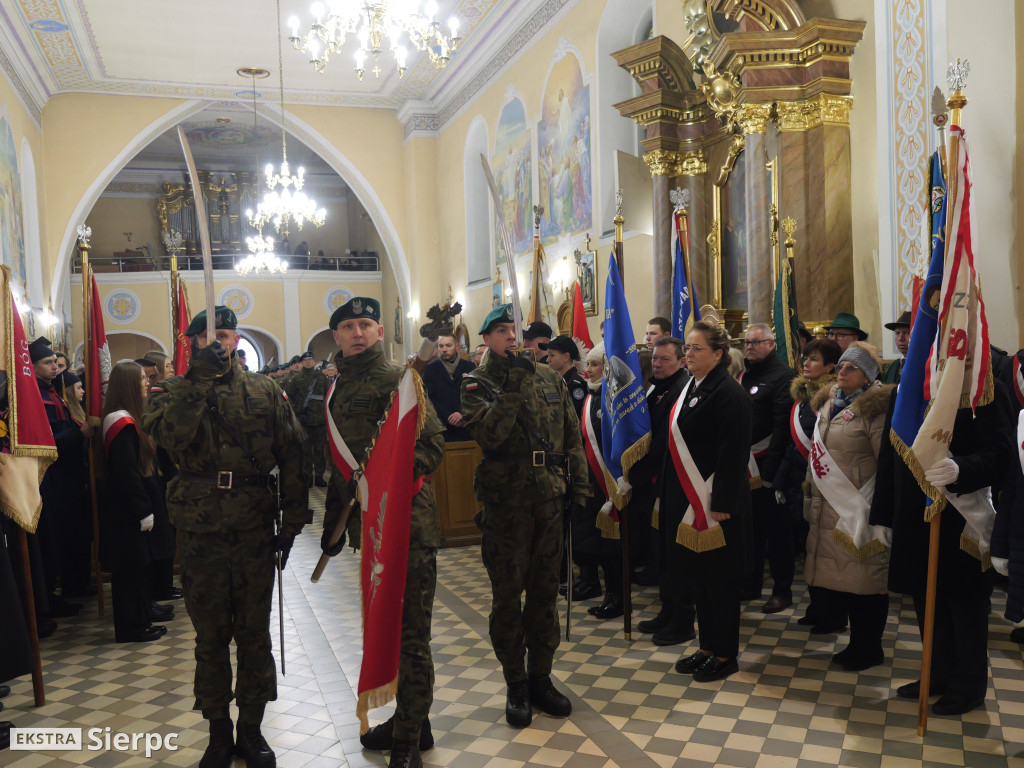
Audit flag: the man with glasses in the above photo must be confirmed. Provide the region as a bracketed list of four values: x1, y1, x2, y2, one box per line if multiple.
[738, 324, 798, 614]
[824, 312, 869, 352]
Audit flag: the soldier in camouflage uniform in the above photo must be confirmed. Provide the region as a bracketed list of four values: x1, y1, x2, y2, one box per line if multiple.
[280, 355, 302, 388]
[283, 351, 330, 486]
[319, 297, 445, 768]
[460, 304, 589, 728]
[142, 305, 310, 768]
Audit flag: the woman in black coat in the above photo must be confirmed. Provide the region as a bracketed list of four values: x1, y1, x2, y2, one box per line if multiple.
[662, 321, 752, 682]
[99, 361, 172, 643]
[990, 408, 1024, 638]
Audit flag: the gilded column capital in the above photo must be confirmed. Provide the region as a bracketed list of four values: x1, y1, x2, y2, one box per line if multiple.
[644, 149, 708, 176]
[777, 94, 853, 131]
[677, 150, 707, 176]
[735, 103, 773, 134]
[644, 149, 678, 176]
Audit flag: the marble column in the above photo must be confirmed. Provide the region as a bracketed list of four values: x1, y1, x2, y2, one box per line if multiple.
[681, 172, 708, 309]
[652, 173, 672, 318]
[743, 131, 772, 324]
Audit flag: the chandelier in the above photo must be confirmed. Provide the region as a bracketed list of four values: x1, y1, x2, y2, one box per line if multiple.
[289, 1, 461, 80]
[247, 0, 326, 239]
[237, 234, 289, 276]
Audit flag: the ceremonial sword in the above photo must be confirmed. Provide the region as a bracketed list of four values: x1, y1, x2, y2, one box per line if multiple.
[480, 154, 523, 347]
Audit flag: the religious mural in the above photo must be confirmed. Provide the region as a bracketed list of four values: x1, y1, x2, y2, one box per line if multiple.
[0, 112, 26, 287]
[537, 52, 592, 245]
[492, 97, 532, 265]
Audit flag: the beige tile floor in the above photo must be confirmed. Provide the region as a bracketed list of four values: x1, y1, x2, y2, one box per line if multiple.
[5, 488, 1024, 767]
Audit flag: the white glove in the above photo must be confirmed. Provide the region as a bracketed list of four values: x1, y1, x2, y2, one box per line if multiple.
[924, 457, 959, 488]
[774, 490, 786, 505]
[991, 556, 1009, 577]
[140, 514, 154, 532]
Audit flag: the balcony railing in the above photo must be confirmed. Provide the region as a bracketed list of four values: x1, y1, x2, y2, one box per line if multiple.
[72, 251, 380, 274]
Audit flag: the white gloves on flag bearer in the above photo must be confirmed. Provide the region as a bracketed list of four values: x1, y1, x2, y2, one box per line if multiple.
[140, 514, 154, 532]
[925, 457, 960, 489]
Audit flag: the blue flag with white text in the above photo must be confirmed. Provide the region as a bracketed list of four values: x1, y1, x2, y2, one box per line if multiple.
[671, 211, 700, 339]
[600, 251, 651, 509]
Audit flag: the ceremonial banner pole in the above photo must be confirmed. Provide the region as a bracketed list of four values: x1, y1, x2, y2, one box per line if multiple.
[917, 63, 967, 738]
[176, 127, 216, 337]
[15, 528, 44, 705]
[613, 189, 625, 286]
[613, 191, 632, 641]
[77, 228, 105, 617]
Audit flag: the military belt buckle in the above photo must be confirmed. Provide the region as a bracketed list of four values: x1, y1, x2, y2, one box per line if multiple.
[532, 451, 544, 467]
[217, 471, 233, 489]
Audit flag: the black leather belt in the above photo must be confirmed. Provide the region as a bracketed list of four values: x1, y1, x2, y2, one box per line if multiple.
[180, 470, 273, 490]
[482, 451, 567, 467]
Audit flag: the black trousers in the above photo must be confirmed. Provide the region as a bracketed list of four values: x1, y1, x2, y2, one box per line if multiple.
[803, 585, 849, 628]
[687, 546, 739, 659]
[911, 567, 991, 700]
[112, 566, 152, 640]
[743, 487, 795, 599]
[827, 590, 888, 658]
[151, 557, 175, 599]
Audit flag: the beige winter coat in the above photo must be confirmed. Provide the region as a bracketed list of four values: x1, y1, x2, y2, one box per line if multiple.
[804, 381, 895, 595]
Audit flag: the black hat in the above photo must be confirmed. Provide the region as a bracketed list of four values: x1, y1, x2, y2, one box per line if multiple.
[59, 369, 81, 389]
[884, 310, 912, 331]
[28, 336, 55, 363]
[523, 321, 553, 341]
[796, 321, 813, 342]
[329, 296, 381, 330]
[184, 305, 238, 337]
[300, 351, 314, 361]
[538, 335, 580, 360]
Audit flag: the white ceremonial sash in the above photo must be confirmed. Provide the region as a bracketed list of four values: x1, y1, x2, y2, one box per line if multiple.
[809, 416, 890, 558]
[582, 394, 619, 539]
[747, 435, 769, 489]
[948, 485, 997, 570]
[101, 409, 134, 453]
[667, 378, 724, 552]
[790, 401, 811, 460]
[325, 379, 359, 481]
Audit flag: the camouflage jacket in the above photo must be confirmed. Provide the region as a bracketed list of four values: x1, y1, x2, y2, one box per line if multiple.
[141, 357, 311, 536]
[460, 352, 589, 506]
[284, 367, 331, 426]
[324, 342, 445, 550]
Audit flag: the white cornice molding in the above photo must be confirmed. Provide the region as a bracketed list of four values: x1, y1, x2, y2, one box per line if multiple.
[0, 20, 46, 124]
[72, 269, 382, 286]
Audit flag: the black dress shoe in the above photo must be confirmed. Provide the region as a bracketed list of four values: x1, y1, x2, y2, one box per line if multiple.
[149, 603, 174, 621]
[568, 580, 602, 601]
[1012, 626, 1024, 643]
[762, 595, 792, 614]
[116, 625, 164, 643]
[0, 722, 10, 751]
[897, 680, 947, 699]
[199, 719, 234, 768]
[37, 618, 57, 639]
[505, 680, 532, 727]
[652, 619, 696, 646]
[809, 622, 847, 635]
[388, 740, 422, 768]
[359, 714, 434, 752]
[833, 649, 884, 672]
[236, 723, 275, 768]
[638, 608, 669, 634]
[0, 684, 9, 698]
[932, 691, 985, 716]
[692, 657, 738, 683]
[315, 478, 328, 487]
[528, 675, 571, 717]
[797, 614, 817, 626]
[675, 651, 712, 674]
[154, 587, 183, 601]
[590, 594, 624, 619]
[47, 595, 81, 618]
[631, 568, 659, 586]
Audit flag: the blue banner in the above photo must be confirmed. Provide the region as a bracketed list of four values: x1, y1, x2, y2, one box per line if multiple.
[601, 251, 651, 507]
[891, 152, 946, 455]
[671, 217, 700, 340]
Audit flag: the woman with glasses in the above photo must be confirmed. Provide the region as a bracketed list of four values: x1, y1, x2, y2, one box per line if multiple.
[664, 321, 752, 682]
[805, 342, 893, 671]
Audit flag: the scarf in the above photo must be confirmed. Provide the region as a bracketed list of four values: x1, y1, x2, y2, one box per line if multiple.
[440, 355, 460, 380]
[830, 383, 870, 420]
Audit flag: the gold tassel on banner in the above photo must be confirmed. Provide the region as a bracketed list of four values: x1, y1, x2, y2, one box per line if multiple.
[959, 532, 992, 571]
[357, 677, 399, 735]
[675, 522, 726, 553]
[889, 427, 948, 520]
[595, 509, 620, 539]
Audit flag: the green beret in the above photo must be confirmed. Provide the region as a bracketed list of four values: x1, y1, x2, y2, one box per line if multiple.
[330, 296, 381, 330]
[479, 303, 517, 335]
[300, 351, 314, 360]
[185, 305, 237, 337]
[289, 355, 301, 365]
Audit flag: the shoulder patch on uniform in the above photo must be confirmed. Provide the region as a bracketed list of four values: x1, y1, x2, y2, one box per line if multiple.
[465, 381, 479, 391]
[150, 386, 164, 394]
[572, 387, 585, 400]
[281, 391, 289, 400]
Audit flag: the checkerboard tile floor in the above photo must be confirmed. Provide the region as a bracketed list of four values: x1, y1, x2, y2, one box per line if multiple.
[5, 488, 1024, 767]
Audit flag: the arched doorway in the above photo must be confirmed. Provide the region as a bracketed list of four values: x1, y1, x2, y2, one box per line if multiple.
[238, 326, 283, 368]
[106, 331, 167, 363]
[306, 328, 337, 363]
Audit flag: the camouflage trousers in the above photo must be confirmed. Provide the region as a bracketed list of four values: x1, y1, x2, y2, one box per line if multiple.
[393, 545, 437, 742]
[302, 424, 327, 481]
[479, 498, 564, 684]
[178, 525, 277, 722]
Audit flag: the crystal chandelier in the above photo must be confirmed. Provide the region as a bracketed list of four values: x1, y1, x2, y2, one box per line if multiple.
[237, 235, 289, 276]
[289, 1, 461, 80]
[247, 0, 326, 239]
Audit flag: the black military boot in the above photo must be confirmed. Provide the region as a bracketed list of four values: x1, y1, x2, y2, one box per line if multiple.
[235, 723, 275, 768]
[359, 714, 434, 751]
[505, 680, 532, 727]
[388, 740, 423, 768]
[198, 718, 234, 768]
[528, 675, 572, 717]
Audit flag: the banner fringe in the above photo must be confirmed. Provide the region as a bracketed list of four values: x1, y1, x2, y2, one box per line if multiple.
[959, 531, 992, 571]
[749, 476, 763, 490]
[595, 512, 620, 539]
[410, 368, 427, 438]
[831, 528, 886, 561]
[356, 677, 399, 735]
[611, 432, 651, 508]
[889, 427, 947, 520]
[674, 522, 726, 552]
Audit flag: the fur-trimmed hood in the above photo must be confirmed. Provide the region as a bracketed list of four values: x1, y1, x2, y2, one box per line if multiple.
[810, 379, 894, 418]
[790, 373, 837, 406]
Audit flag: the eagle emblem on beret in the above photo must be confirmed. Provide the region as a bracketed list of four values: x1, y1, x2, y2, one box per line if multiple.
[353, 298, 363, 315]
[505, 306, 513, 320]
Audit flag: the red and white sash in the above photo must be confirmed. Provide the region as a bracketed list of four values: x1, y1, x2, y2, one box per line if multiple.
[790, 401, 811, 461]
[582, 394, 619, 538]
[325, 379, 359, 481]
[1013, 355, 1024, 409]
[667, 378, 725, 552]
[809, 416, 890, 558]
[101, 410, 135, 453]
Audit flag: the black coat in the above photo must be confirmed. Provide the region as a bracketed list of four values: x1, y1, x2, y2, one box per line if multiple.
[37, 378, 89, 537]
[422, 357, 476, 441]
[870, 382, 1014, 595]
[992, 412, 1024, 620]
[740, 355, 797, 482]
[99, 426, 174, 573]
[574, 389, 607, 560]
[0, 526, 33, 684]
[659, 363, 752, 570]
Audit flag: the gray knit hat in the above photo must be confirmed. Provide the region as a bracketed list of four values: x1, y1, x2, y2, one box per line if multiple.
[838, 343, 881, 381]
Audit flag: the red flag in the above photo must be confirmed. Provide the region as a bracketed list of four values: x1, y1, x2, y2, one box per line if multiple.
[86, 271, 110, 425]
[0, 265, 57, 532]
[571, 282, 593, 350]
[355, 368, 422, 732]
[173, 282, 191, 375]
[910, 275, 925, 330]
